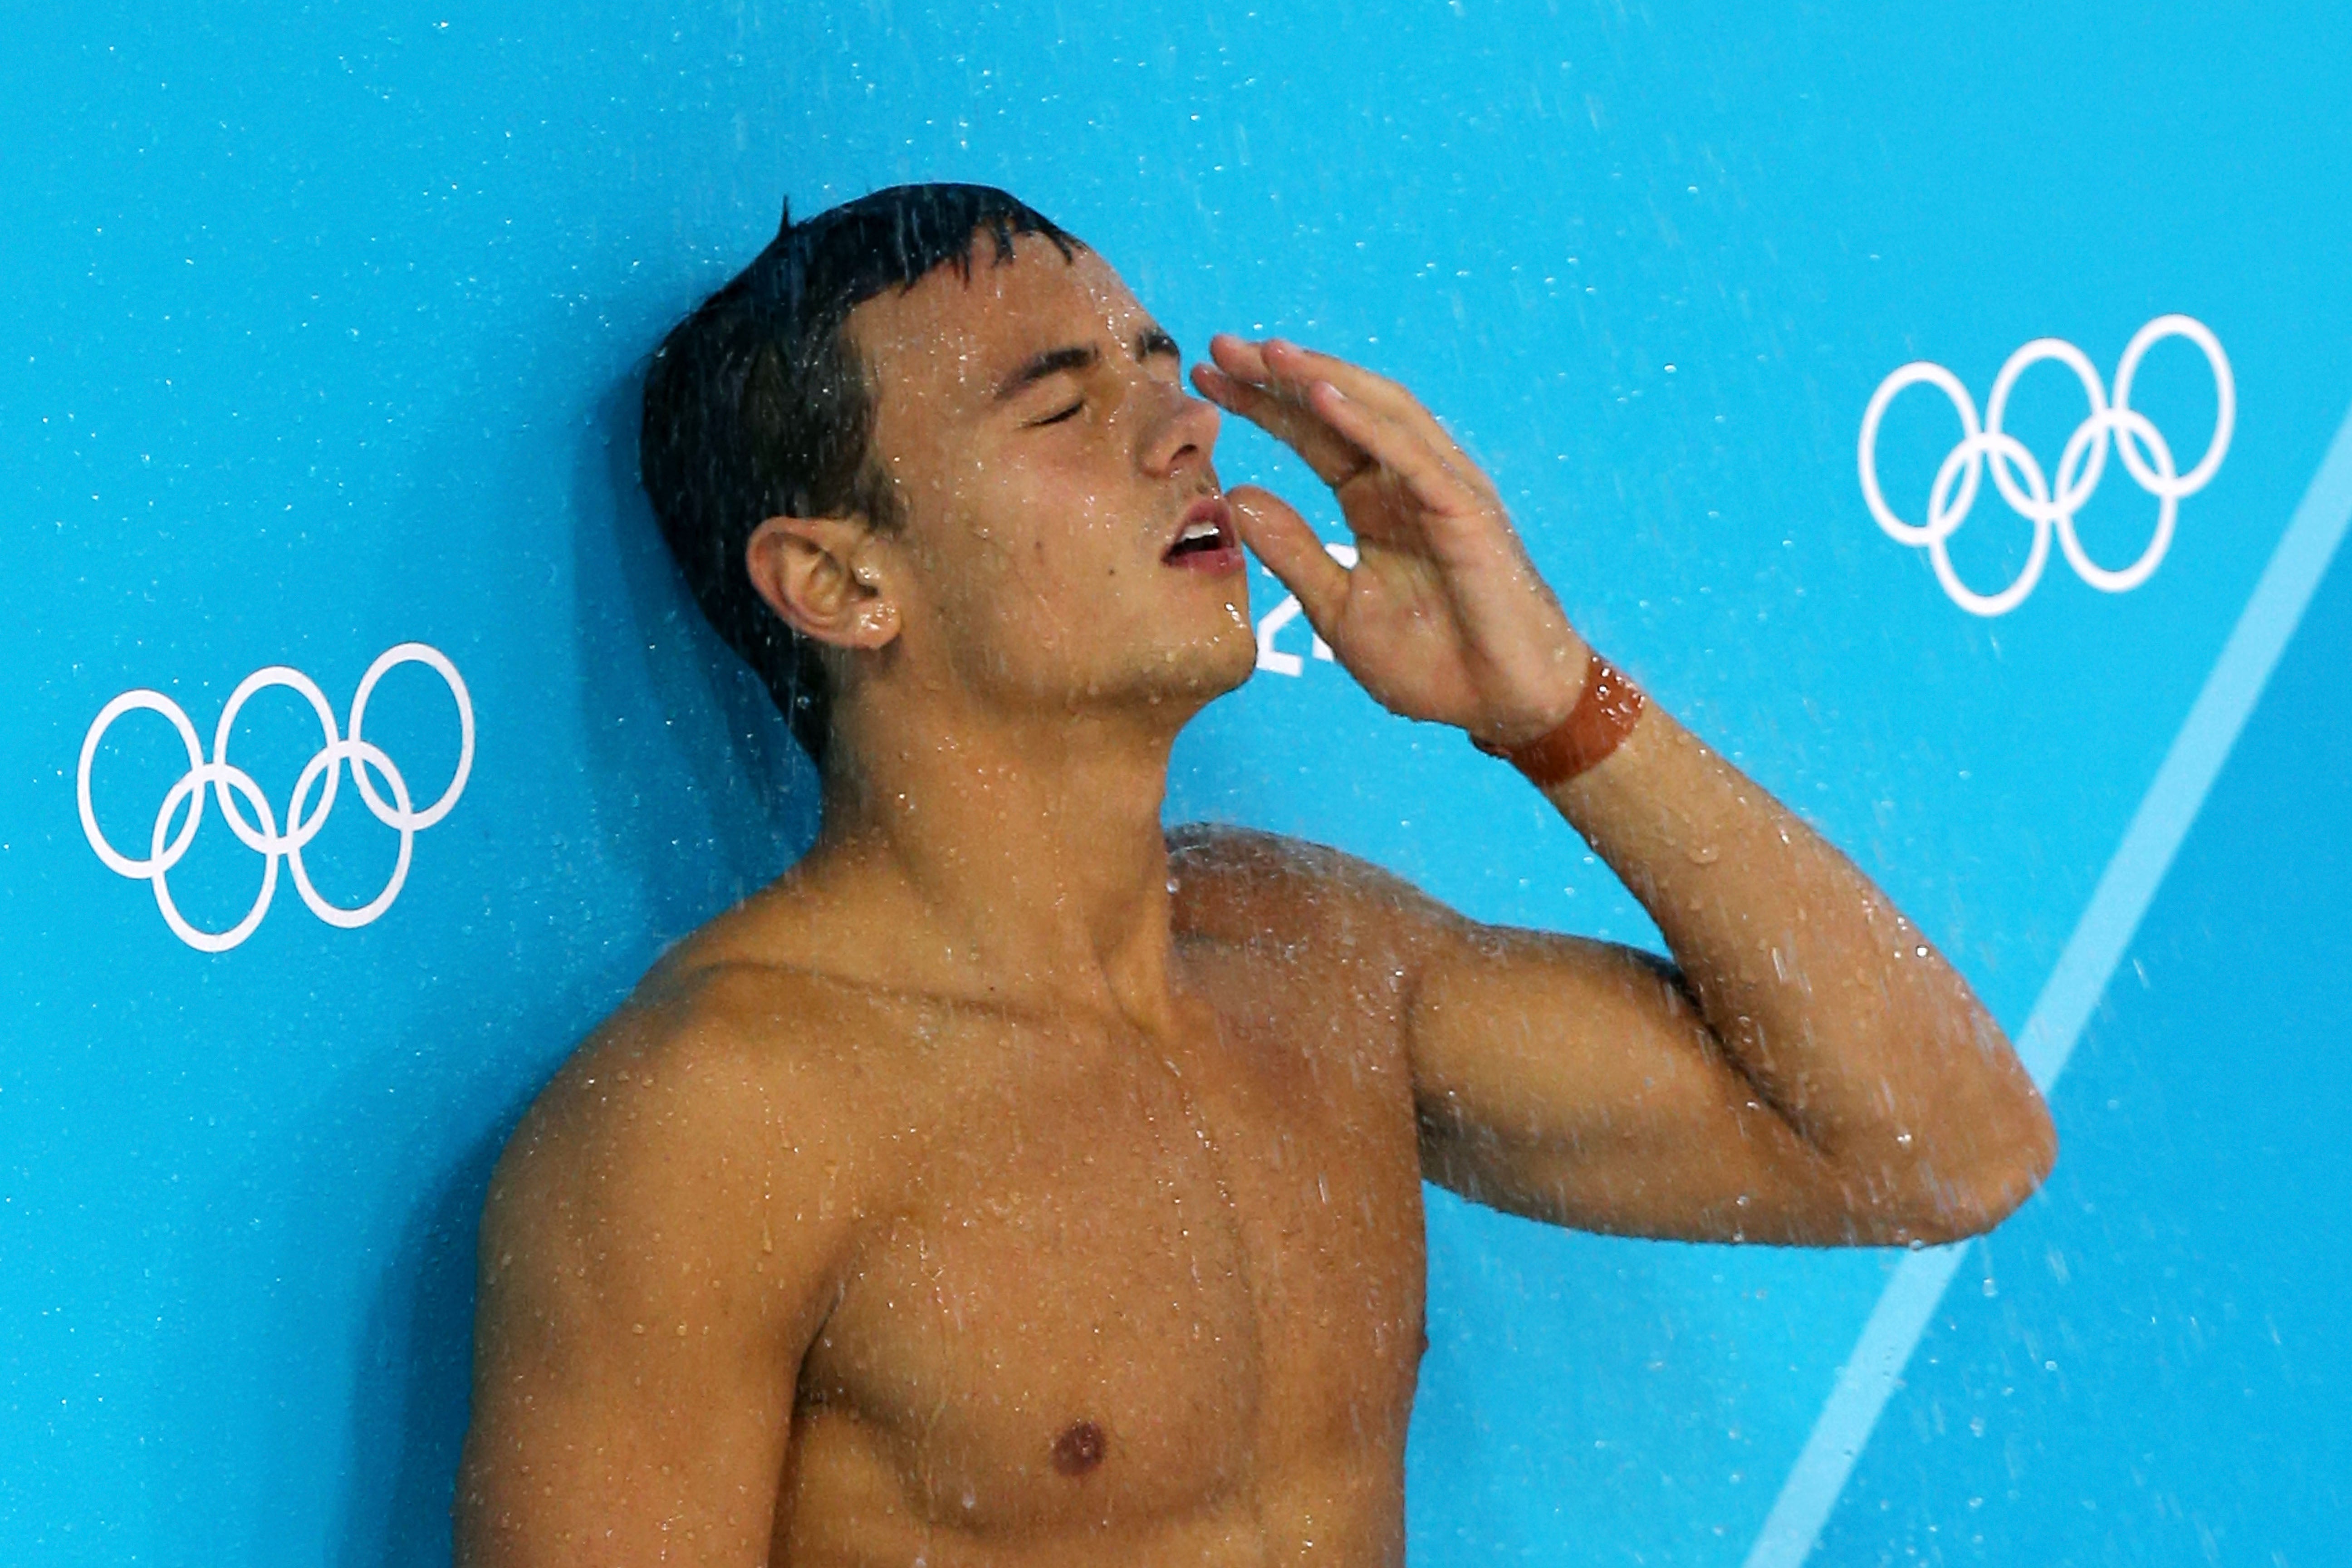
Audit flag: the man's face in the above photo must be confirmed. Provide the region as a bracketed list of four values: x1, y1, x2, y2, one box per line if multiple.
[846, 235, 1257, 724]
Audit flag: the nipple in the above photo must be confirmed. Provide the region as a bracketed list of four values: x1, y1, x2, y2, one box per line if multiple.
[1050, 1419, 1106, 1477]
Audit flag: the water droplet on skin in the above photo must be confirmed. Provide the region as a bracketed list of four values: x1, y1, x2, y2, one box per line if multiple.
[1684, 844, 1720, 865]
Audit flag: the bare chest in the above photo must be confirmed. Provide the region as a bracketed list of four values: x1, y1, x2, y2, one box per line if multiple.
[787, 962, 1427, 1549]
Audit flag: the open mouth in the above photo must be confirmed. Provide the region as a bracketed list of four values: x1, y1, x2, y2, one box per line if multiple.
[1163, 497, 1241, 571]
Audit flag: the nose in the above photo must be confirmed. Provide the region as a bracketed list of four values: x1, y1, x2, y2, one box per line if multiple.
[1138, 379, 1221, 481]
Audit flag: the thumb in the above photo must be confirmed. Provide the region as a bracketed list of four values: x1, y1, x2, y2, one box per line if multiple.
[1229, 485, 1351, 635]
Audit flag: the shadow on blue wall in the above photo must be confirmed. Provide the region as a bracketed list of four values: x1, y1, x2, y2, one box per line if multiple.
[335, 1112, 514, 1568]
[571, 367, 822, 936]
[323, 365, 821, 1567]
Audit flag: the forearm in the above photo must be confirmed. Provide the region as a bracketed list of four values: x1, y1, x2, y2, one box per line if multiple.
[1191, 331, 2051, 1234]
[1541, 694, 2053, 1222]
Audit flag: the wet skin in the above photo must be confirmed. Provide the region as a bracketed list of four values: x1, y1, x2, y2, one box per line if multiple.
[455, 237, 2056, 1566]
[464, 838, 1437, 1565]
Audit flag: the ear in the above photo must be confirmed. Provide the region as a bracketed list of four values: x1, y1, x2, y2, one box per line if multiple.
[744, 514, 902, 652]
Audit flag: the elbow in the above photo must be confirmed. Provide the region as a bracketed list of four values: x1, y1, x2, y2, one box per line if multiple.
[1898, 1100, 2058, 1246]
[1976, 1077, 2061, 1230]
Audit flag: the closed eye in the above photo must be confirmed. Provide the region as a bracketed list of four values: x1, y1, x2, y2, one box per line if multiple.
[1029, 400, 1084, 427]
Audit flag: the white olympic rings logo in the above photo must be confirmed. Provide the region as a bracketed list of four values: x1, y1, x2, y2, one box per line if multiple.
[77, 642, 474, 953]
[1858, 314, 2233, 616]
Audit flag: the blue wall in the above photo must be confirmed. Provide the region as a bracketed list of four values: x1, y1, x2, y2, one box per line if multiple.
[4, 3, 2347, 1562]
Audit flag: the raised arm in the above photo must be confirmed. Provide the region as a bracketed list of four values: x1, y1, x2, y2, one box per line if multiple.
[455, 969, 859, 1566]
[1190, 335, 2054, 1247]
[1411, 701, 2052, 1245]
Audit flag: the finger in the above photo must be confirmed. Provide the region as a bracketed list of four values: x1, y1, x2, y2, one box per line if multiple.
[1218, 333, 1488, 500]
[1206, 337, 1494, 514]
[1306, 382, 1486, 524]
[1212, 330, 1437, 438]
[1227, 484, 1352, 633]
[1254, 338, 1418, 418]
[1193, 361, 1374, 491]
[1205, 331, 1274, 385]
[1259, 340, 1485, 483]
[1205, 333, 1392, 480]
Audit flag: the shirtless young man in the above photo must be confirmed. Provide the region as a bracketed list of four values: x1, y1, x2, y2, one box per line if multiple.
[453, 185, 2055, 1567]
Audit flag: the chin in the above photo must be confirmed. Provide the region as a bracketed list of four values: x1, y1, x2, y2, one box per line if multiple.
[1098, 629, 1259, 715]
[1177, 622, 1262, 699]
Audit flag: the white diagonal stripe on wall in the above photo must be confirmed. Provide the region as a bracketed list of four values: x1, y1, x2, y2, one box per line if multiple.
[1745, 392, 2352, 1567]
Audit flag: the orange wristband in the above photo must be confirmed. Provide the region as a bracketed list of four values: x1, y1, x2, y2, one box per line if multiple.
[1472, 650, 1645, 787]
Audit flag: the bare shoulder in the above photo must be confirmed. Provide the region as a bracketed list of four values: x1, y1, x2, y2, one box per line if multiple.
[460, 960, 930, 1563]
[477, 959, 915, 1339]
[1164, 825, 1479, 1067]
[1166, 822, 1470, 965]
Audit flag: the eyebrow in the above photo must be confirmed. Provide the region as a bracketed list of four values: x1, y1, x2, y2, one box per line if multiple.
[992, 327, 1182, 402]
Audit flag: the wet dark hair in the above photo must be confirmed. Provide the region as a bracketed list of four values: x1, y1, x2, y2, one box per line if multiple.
[639, 183, 1083, 767]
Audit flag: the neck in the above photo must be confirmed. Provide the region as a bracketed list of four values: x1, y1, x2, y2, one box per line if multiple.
[796, 693, 1194, 1034]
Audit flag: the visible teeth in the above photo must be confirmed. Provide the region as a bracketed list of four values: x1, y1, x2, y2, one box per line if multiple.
[1180, 521, 1219, 542]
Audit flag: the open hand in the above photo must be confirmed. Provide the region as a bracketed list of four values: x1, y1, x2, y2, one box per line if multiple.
[1192, 335, 1588, 749]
